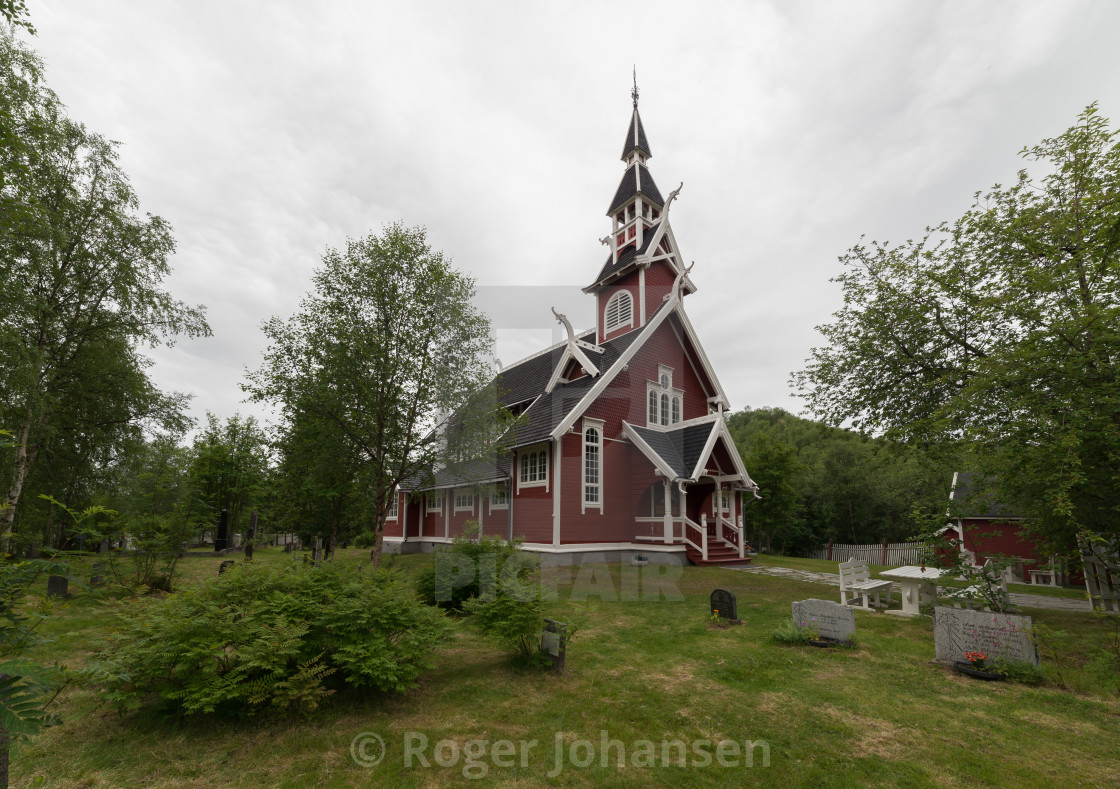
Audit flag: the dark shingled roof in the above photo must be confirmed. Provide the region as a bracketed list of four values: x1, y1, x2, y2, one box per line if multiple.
[406, 327, 647, 490]
[949, 472, 1021, 519]
[607, 163, 664, 216]
[628, 421, 717, 479]
[587, 221, 660, 290]
[621, 108, 652, 160]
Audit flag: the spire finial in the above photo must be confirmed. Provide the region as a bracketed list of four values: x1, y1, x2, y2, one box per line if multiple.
[631, 66, 639, 109]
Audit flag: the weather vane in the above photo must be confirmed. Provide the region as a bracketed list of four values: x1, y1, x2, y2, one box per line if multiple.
[632, 66, 639, 109]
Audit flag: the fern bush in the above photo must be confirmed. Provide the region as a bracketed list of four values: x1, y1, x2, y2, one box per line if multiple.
[96, 562, 448, 716]
[415, 523, 523, 610]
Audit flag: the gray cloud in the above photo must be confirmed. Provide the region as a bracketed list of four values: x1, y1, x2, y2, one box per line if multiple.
[29, 0, 1120, 430]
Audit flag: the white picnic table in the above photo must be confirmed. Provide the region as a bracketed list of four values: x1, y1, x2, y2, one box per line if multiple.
[880, 565, 941, 617]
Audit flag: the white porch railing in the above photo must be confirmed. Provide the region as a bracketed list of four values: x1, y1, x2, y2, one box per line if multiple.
[683, 516, 707, 561]
[718, 516, 745, 559]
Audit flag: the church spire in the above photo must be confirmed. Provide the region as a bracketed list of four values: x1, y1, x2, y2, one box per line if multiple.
[621, 68, 652, 162]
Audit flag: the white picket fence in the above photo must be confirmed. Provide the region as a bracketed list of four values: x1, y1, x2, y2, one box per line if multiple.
[807, 541, 923, 565]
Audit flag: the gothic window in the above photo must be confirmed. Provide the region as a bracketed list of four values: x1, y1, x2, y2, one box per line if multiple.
[604, 291, 633, 334]
[583, 421, 602, 508]
[454, 489, 474, 512]
[519, 447, 548, 486]
[491, 483, 508, 509]
[647, 367, 684, 426]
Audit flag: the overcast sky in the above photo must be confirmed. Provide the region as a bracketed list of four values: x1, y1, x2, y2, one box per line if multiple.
[25, 1, 1120, 435]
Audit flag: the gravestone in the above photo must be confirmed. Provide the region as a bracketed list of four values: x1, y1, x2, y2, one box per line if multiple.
[284, 543, 292, 554]
[792, 599, 856, 642]
[219, 560, 236, 575]
[99, 539, 110, 554]
[47, 575, 69, 598]
[710, 588, 741, 624]
[244, 541, 253, 560]
[215, 509, 229, 552]
[541, 618, 567, 671]
[90, 562, 106, 587]
[932, 606, 1039, 666]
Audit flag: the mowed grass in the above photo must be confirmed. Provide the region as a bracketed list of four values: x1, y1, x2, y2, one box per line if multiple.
[9, 547, 1120, 788]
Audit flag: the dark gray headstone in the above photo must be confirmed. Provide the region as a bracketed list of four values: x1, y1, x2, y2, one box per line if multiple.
[90, 562, 105, 587]
[541, 618, 567, 671]
[792, 599, 856, 642]
[244, 541, 253, 560]
[284, 543, 292, 553]
[99, 539, 110, 554]
[932, 606, 1039, 666]
[47, 575, 69, 598]
[215, 509, 229, 552]
[710, 588, 740, 623]
[219, 560, 235, 575]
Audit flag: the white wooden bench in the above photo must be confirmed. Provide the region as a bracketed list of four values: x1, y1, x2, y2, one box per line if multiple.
[839, 558, 893, 610]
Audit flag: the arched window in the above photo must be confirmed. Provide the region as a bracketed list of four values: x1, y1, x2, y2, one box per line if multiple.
[604, 290, 633, 334]
[520, 446, 549, 486]
[660, 393, 669, 426]
[583, 425, 601, 506]
[671, 396, 681, 424]
[648, 390, 658, 424]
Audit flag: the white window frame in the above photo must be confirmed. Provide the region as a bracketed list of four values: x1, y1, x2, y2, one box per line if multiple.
[517, 445, 549, 490]
[490, 482, 509, 510]
[425, 492, 443, 516]
[604, 290, 634, 334]
[386, 488, 399, 520]
[582, 418, 604, 513]
[646, 366, 683, 427]
[454, 488, 474, 513]
[713, 489, 731, 516]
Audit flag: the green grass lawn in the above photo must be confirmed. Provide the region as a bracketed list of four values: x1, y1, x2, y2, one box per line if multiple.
[9, 547, 1120, 788]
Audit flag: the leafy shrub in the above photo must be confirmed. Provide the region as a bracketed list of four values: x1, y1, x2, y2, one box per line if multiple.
[415, 523, 522, 610]
[461, 563, 546, 663]
[96, 562, 448, 716]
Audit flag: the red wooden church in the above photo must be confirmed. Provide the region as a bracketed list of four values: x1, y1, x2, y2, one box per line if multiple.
[385, 88, 758, 565]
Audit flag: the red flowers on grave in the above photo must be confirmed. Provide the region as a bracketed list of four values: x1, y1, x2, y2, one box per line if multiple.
[964, 651, 988, 669]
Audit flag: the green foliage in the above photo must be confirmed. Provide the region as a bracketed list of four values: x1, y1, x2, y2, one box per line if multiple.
[0, 30, 209, 541]
[0, 556, 71, 747]
[727, 407, 953, 554]
[461, 570, 545, 664]
[415, 523, 522, 610]
[243, 223, 508, 565]
[97, 562, 449, 717]
[0, 1, 34, 35]
[794, 104, 1120, 548]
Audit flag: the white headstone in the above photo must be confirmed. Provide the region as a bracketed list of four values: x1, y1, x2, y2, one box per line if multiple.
[932, 606, 1039, 666]
[791, 599, 856, 642]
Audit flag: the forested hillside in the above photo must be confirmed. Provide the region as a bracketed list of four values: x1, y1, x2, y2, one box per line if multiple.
[727, 408, 953, 556]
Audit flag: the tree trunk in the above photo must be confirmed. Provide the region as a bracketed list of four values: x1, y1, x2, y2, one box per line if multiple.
[1, 415, 36, 538]
[370, 523, 384, 568]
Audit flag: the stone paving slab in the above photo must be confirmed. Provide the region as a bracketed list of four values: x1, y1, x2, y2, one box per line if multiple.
[725, 564, 1089, 612]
